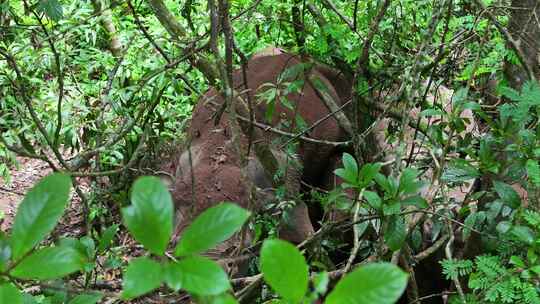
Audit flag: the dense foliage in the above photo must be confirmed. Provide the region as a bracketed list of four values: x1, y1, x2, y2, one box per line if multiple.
[1, 0, 539, 303]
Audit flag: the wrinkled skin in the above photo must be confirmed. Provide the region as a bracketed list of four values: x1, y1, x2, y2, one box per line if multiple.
[163, 49, 349, 259]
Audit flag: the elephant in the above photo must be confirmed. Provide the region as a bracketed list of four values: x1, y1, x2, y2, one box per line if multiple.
[161, 48, 351, 262]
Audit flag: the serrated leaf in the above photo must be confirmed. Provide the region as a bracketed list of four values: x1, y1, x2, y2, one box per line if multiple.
[122, 176, 173, 256]
[260, 239, 308, 302]
[121, 257, 162, 300]
[10, 173, 71, 260]
[174, 202, 250, 256]
[11, 246, 84, 279]
[165, 256, 230, 296]
[325, 263, 408, 304]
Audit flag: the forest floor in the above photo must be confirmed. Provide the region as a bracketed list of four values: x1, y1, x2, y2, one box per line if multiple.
[0, 156, 85, 236]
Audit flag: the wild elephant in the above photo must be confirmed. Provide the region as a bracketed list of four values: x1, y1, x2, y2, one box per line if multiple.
[162, 48, 351, 262]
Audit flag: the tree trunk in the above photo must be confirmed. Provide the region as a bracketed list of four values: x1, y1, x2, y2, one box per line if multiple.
[91, 0, 123, 57]
[504, 0, 540, 88]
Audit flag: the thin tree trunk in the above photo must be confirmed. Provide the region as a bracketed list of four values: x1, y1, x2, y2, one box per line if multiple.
[91, 0, 123, 57]
[504, 0, 540, 88]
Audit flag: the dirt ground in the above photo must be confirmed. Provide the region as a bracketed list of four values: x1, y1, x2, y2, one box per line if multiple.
[0, 156, 87, 237]
[0, 157, 53, 231]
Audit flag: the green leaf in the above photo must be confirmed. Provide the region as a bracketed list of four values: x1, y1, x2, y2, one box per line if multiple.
[260, 239, 309, 302]
[398, 168, 423, 195]
[496, 221, 512, 234]
[0, 284, 23, 304]
[400, 195, 428, 209]
[335, 153, 359, 186]
[325, 263, 408, 304]
[121, 257, 163, 300]
[364, 191, 382, 211]
[511, 225, 535, 245]
[526, 159, 540, 186]
[441, 161, 480, 183]
[313, 271, 329, 295]
[37, 0, 63, 21]
[174, 202, 250, 256]
[10, 173, 71, 260]
[384, 216, 406, 251]
[278, 63, 310, 82]
[462, 213, 477, 240]
[122, 176, 173, 256]
[68, 293, 103, 304]
[493, 181, 521, 208]
[420, 109, 444, 117]
[165, 256, 230, 296]
[11, 246, 84, 279]
[509, 256, 525, 268]
[358, 163, 382, 187]
[204, 293, 239, 304]
[97, 224, 119, 253]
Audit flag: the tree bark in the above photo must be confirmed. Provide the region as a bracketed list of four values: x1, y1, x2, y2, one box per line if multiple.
[504, 0, 540, 88]
[91, 0, 123, 57]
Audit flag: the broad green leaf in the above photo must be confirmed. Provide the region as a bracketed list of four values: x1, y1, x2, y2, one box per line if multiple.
[68, 293, 103, 304]
[496, 221, 512, 234]
[174, 202, 250, 256]
[11, 246, 84, 279]
[122, 176, 173, 256]
[493, 181, 521, 208]
[509, 256, 525, 268]
[462, 213, 477, 240]
[165, 256, 230, 296]
[10, 173, 71, 260]
[278, 63, 310, 82]
[383, 202, 401, 216]
[400, 196, 428, 209]
[441, 161, 480, 183]
[325, 263, 408, 304]
[37, 0, 63, 21]
[335, 153, 359, 186]
[384, 216, 406, 251]
[511, 226, 535, 245]
[398, 168, 423, 195]
[260, 239, 308, 302]
[0, 284, 23, 304]
[121, 257, 163, 300]
[364, 191, 382, 211]
[358, 163, 382, 187]
[97, 224, 119, 253]
[204, 293, 239, 304]
[420, 109, 444, 117]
